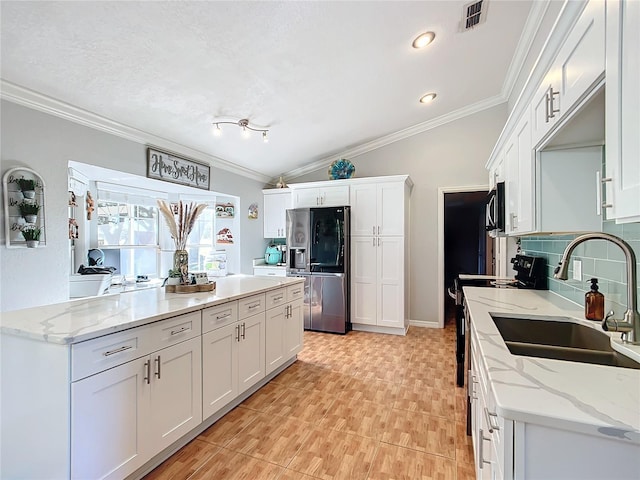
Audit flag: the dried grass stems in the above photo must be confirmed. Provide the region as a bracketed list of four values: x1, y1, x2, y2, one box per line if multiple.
[157, 200, 208, 251]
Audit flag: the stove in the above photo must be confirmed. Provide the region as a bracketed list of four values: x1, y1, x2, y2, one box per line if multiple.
[449, 254, 547, 435]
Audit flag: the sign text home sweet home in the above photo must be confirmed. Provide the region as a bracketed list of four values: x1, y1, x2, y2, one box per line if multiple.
[147, 148, 211, 190]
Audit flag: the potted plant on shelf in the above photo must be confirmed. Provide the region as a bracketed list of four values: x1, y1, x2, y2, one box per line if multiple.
[17, 178, 37, 199]
[21, 226, 42, 248]
[18, 201, 41, 223]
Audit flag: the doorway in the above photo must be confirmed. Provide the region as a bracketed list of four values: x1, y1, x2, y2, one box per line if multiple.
[437, 186, 493, 327]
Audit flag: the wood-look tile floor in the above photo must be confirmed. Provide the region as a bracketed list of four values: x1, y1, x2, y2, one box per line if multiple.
[145, 321, 475, 480]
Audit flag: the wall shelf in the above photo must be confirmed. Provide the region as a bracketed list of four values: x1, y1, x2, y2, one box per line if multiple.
[3, 167, 47, 248]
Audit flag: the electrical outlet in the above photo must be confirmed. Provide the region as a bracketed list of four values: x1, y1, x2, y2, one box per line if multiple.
[572, 259, 582, 281]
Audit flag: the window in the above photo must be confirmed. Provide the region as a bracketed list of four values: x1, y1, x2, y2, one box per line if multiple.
[184, 203, 217, 273]
[96, 183, 164, 278]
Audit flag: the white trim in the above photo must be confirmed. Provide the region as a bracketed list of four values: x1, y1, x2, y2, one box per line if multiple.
[0, 80, 271, 184]
[351, 323, 407, 336]
[285, 95, 506, 181]
[502, 0, 551, 101]
[409, 319, 439, 329]
[437, 185, 488, 328]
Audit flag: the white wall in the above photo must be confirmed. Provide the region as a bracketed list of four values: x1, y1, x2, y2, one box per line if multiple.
[292, 103, 508, 325]
[0, 100, 267, 312]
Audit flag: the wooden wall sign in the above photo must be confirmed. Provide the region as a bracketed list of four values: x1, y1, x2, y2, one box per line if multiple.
[147, 147, 211, 190]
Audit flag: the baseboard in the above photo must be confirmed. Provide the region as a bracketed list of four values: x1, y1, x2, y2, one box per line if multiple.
[409, 319, 441, 329]
[351, 323, 407, 336]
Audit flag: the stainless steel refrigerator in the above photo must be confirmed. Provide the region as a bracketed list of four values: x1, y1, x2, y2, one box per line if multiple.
[286, 206, 350, 334]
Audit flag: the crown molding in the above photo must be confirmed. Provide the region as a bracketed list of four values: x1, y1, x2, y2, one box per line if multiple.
[0, 80, 271, 184]
[501, 0, 551, 101]
[284, 93, 507, 181]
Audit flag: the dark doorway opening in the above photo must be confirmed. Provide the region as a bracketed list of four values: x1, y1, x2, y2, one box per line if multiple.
[444, 191, 493, 324]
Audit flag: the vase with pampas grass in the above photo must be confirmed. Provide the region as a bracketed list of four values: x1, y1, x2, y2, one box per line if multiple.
[157, 200, 208, 284]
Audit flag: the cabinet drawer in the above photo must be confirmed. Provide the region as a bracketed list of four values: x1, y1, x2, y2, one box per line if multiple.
[202, 301, 238, 333]
[266, 288, 286, 309]
[287, 283, 304, 302]
[150, 311, 201, 348]
[253, 267, 286, 277]
[71, 324, 153, 381]
[239, 293, 266, 319]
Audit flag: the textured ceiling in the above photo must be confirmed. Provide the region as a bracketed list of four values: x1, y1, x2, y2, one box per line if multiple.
[1, 1, 534, 181]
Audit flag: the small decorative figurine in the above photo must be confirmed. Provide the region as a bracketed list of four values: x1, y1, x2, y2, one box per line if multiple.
[86, 191, 95, 220]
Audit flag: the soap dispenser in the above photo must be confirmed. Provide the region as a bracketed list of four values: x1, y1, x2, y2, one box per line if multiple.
[585, 278, 604, 321]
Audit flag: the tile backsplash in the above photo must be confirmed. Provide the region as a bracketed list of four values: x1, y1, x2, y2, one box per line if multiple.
[519, 221, 640, 317]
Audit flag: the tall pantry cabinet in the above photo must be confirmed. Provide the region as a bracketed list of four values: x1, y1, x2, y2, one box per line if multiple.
[350, 176, 412, 335]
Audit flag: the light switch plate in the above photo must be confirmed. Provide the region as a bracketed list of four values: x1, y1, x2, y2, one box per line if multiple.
[572, 259, 582, 281]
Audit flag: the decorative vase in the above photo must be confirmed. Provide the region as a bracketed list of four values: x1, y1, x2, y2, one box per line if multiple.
[25, 214, 37, 224]
[26, 240, 39, 248]
[173, 249, 189, 283]
[22, 190, 36, 199]
[167, 277, 181, 286]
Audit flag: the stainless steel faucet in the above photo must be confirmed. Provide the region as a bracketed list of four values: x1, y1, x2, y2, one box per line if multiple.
[554, 232, 640, 345]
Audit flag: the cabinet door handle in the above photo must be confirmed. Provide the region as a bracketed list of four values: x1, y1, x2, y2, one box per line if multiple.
[102, 345, 133, 357]
[273, 295, 283, 301]
[235, 324, 240, 342]
[248, 302, 261, 310]
[377, 238, 380, 247]
[155, 355, 161, 379]
[377, 226, 380, 235]
[170, 326, 189, 336]
[372, 226, 375, 235]
[549, 87, 560, 118]
[215, 312, 231, 320]
[484, 407, 500, 432]
[372, 238, 375, 247]
[144, 360, 151, 384]
[241, 322, 246, 340]
[479, 429, 492, 467]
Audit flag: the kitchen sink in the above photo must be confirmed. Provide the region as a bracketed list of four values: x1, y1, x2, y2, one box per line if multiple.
[490, 314, 640, 369]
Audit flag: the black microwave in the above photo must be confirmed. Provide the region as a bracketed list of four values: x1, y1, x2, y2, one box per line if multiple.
[485, 181, 505, 234]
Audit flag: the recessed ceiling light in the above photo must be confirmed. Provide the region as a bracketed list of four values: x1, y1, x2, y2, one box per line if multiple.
[412, 31, 436, 49]
[420, 93, 437, 104]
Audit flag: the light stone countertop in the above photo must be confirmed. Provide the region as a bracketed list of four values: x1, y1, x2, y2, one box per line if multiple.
[463, 286, 640, 445]
[0, 275, 304, 345]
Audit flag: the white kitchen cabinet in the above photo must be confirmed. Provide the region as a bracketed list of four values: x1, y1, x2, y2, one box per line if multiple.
[265, 285, 304, 374]
[350, 181, 405, 236]
[605, 0, 640, 223]
[352, 235, 405, 330]
[202, 321, 238, 418]
[290, 183, 349, 208]
[504, 113, 534, 234]
[71, 335, 202, 480]
[350, 176, 411, 334]
[71, 353, 150, 480]
[263, 188, 291, 238]
[531, 0, 605, 147]
[202, 297, 265, 419]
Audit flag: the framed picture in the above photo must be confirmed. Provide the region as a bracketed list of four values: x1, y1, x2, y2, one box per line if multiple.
[215, 202, 234, 218]
[147, 147, 210, 190]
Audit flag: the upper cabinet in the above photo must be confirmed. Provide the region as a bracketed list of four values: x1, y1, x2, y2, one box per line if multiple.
[604, 0, 640, 223]
[504, 112, 534, 235]
[2, 167, 47, 248]
[289, 182, 349, 208]
[263, 189, 291, 238]
[487, 0, 609, 236]
[531, 0, 605, 147]
[350, 180, 406, 237]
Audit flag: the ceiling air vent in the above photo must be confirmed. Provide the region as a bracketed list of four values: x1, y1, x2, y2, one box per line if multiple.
[462, 0, 488, 30]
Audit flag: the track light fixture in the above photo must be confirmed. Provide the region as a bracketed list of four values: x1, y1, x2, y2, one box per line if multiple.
[212, 118, 269, 143]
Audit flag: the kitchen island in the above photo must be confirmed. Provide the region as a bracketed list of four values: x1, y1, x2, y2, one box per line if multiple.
[1, 275, 305, 480]
[464, 286, 640, 479]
